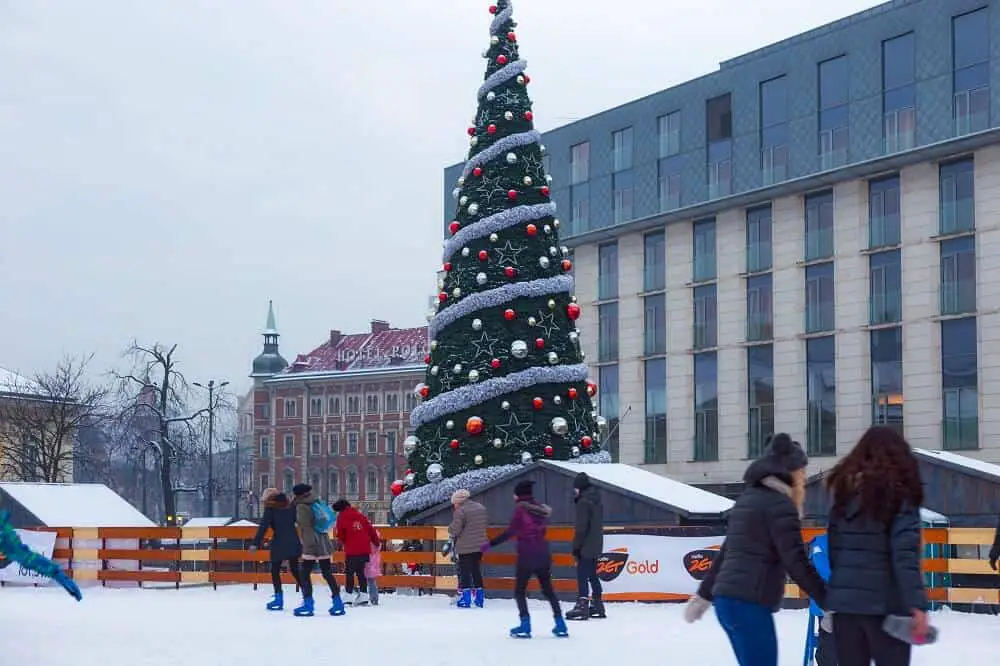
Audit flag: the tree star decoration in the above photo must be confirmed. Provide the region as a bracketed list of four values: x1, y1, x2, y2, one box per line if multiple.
[424, 425, 451, 464]
[565, 397, 592, 435]
[470, 330, 500, 364]
[494, 240, 525, 266]
[534, 310, 560, 337]
[494, 411, 534, 449]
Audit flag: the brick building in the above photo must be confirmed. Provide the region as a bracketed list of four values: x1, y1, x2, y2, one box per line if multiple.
[247, 302, 425, 523]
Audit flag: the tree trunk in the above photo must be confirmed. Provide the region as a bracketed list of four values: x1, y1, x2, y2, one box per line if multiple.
[160, 447, 176, 525]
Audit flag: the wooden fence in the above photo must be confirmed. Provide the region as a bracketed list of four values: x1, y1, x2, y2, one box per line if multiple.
[3, 525, 999, 607]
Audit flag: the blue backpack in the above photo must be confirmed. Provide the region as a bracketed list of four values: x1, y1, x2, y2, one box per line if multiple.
[311, 500, 336, 534]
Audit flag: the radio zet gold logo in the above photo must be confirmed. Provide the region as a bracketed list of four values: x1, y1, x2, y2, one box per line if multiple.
[595, 548, 660, 582]
[683, 545, 722, 581]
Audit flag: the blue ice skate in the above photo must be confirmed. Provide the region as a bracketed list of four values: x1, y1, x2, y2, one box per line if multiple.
[266, 592, 284, 611]
[510, 616, 531, 638]
[552, 615, 569, 637]
[293, 597, 315, 617]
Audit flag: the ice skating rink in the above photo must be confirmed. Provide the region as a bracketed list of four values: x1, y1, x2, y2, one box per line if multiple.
[2, 586, 995, 665]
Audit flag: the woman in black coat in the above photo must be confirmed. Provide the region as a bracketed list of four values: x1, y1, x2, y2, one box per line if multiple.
[251, 489, 303, 611]
[824, 426, 929, 666]
[684, 434, 826, 666]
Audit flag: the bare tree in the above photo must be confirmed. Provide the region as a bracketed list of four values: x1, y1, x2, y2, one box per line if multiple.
[114, 342, 213, 525]
[0, 355, 110, 483]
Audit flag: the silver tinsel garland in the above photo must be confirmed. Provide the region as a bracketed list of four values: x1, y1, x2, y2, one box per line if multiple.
[443, 202, 556, 261]
[461, 130, 542, 181]
[477, 59, 528, 100]
[488, 2, 515, 35]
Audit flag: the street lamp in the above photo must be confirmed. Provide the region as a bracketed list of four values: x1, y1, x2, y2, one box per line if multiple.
[193, 380, 229, 517]
[223, 436, 245, 520]
[131, 438, 160, 518]
[384, 433, 398, 527]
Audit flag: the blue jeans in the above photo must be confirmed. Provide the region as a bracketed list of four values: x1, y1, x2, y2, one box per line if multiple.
[576, 557, 602, 599]
[713, 596, 778, 666]
[368, 579, 379, 604]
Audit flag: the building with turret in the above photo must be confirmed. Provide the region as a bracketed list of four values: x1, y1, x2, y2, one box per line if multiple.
[245, 303, 425, 523]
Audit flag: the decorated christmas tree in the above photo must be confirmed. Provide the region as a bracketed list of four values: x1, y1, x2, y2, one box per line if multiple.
[391, 0, 610, 521]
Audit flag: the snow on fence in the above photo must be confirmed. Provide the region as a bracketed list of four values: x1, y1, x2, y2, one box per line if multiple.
[4, 525, 998, 606]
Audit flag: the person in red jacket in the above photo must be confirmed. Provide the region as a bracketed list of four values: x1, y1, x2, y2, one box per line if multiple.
[333, 499, 380, 605]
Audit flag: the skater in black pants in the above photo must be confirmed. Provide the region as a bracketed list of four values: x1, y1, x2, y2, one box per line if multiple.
[251, 489, 302, 611]
[566, 473, 605, 620]
[449, 488, 488, 608]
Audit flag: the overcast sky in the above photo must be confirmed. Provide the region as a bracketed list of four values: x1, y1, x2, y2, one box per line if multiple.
[0, 0, 879, 397]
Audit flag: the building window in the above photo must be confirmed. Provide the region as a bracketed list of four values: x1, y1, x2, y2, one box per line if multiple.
[283, 434, 294, 457]
[570, 142, 590, 184]
[612, 174, 634, 223]
[259, 436, 270, 459]
[693, 217, 717, 282]
[942, 317, 978, 450]
[365, 395, 379, 414]
[882, 33, 916, 154]
[706, 93, 733, 198]
[404, 393, 417, 412]
[598, 302, 619, 362]
[870, 327, 903, 433]
[260, 474, 270, 493]
[612, 127, 633, 171]
[571, 193, 589, 232]
[347, 396, 361, 414]
[806, 335, 837, 457]
[658, 166, 681, 212]
[805, 190, 834, 261]
[328, 396, 341, 415]
[746, 274, 773, 342]
[385, 431, 397, 455]
[869, 175, 901, 248]
[805, 262, 835, 333]
[384, 393, 399, 413]
[644, 294, 667, 355]
[747, 344, 775, 459]
[347, 432, 359, 455]
[869, 250, 902, 325]
[746, 205, 773, 273]
[598, 242, 618, 299]
[309, 397, 322, 416]
[328, 469, 339, 498]
[953, 8, 990, 136]
[283, 469, 294, 494]
[347, 470, 359, 497]
[819, 56, 849, 169]
[283, 399, 297, 419]
[366, 431, 378, 455]
[328, 433, 339, 455]
[310, 433, 322, 456]
[658, 111, 680, 157]
[598, 365, 620, 462]
[260, 401, 271, 420]
[643, 230, 666, 292]
[694, 352, 719, 461]
[693, 284, 717, 350]
[366, 468, 379, 497]
[940, 158, 975, 234]
[759, 76, 788, 185]
[940, 235, 976, 316]
[643, 358, 667, 465]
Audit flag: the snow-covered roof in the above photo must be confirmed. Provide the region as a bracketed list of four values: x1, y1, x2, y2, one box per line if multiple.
[0, 482, 155, 527]
[0, 367, 43, 397]
[920, 507, 948, 524]
[913, 448, 1000, 483]
[543, 461, 734, 516]
[229, 519, 257, 527]
[182, 517, 232, 528]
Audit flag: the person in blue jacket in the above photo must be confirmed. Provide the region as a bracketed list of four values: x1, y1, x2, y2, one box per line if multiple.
[809, 534, 836, 666]
[0, 510, 81, 601]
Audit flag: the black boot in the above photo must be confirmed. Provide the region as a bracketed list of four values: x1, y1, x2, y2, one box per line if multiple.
[589, 597, 606, 619]
[565, 597, 590, 621]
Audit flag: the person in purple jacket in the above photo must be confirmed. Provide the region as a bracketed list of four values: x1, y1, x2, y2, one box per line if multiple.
[481, 479, 568, 639]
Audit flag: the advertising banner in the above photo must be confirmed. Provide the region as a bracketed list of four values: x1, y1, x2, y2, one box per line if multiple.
[596, 533, 725, 600]
[0, 529, 57, 586]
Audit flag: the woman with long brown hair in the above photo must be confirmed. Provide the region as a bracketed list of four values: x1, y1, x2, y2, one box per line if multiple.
[824, 426, 930, 666]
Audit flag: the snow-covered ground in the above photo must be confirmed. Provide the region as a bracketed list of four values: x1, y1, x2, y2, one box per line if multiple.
[2, 586, 996, 664]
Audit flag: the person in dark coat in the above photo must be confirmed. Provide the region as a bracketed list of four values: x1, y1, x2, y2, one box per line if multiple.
[684, 433, 826, 666]
[824, 426, 929, 666]
[481, 479, 568, 639]
[566, 472, 605, 621]
[448, 488, 489, 608]
[250, 488, 302, 611]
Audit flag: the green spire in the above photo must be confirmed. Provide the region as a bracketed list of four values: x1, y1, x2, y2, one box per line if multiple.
[264, 300, 278, 335]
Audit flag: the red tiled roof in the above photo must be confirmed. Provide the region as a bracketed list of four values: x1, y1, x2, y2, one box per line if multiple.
[283, 325, 428, 374]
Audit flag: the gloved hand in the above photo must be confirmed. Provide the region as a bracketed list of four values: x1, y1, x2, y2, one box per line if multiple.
[248, 545, 258, 553]
[54, 571, 82, 602]
[683, 595, 710, 623]
[479, 542, 490, 554]
[989, 544, 998, 571]
[820, 611, 834, 633]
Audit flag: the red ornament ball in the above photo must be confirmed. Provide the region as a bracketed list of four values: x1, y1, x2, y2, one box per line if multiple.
[561, 259, 573, 272]
[472, 166, 483, 177]
[541, 186, 550, 197]
[544, 445, 554, 457]
[488, 4, 497, 14]
[419, 386, 429, 399]
[581, 435, 593, 449]
[478, 249, 488, 261]
[487, 124, 497, 135]
[586, 381, 598, 397]
[524, 111, 533, 121]
[448, 221, 460, 235]
[424, 355, 431, 364]
[466, 416, 484, 435]
[507, 31, 517, 41]
[390, 480, 404, 497]
[467, 126, 476, 136]
[535, 338, 545, 349]
[568, 387, 579, 399]
[507, 189, 518, 200]
[450, 439, 460, 450]
[443, 261, 453, 272]
[504, 308, 516, 321]
[567, 303, 581, 320]
[490, 358, 501, 369]
[532, 397, 544, 410]
[496, 54, 508, 65]
[524, 74, 531, 84]
[438, 292, 448, 302]
[504, 266, 516, 278]
[526, 223, 538, 236]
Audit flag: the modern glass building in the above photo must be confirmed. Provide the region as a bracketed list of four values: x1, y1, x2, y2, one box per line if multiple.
[442, 0, 1000, 485]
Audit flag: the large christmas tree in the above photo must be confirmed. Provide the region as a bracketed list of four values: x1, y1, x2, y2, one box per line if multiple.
[392, 0, 609, 521]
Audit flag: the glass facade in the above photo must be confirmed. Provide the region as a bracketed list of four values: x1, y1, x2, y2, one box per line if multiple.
[693, 217, 717, 282]
[882, 33, 916, 153]
[643, 230, 666, 291]
[694, 352, 718, 462]
[644, 358, 667, 464]
[871, 326, 904, 433]
[942, 317, 978, 450]
[806, 336, 836, 457]
[747, 344, 775, 459]
[953, 8, 989, 136]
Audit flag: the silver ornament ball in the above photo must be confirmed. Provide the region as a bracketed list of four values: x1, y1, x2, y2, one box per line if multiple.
[474, 455, 484, 465]
[571, 446, 581, 457]
[543, 224, 552, 234]
[548, 298, 556, 309]
[520, 451, 533, 464]
[470, 136, 478, 146]
[510, 339, 528, 359]
[539, 256, 550, 269]
[491, 35, 499, 45]
[547, 351, 559, 364]
[472, 318, 483, 331]
[553, 219, 560, 229]
[404, 472, 415, 486]
[452, 188, 460, 199]
[476, 272, 487, 285]
[430, 365, 439, 376]
[461, 247, 471, 257]
[561, 245, 569, 256]
[549, 246, 559, 257]
[459, 195, 468, 206]
[468, 369, 480, 383]
[596, 416, 609, 431]
[426, 463, 443, 483]
[493, 438, 504, 449]
[504, 110, 513, 120]
[452, 287, 461, 298]
[430, 340, 438, 351]
[468, 203, 479, 216]
[489, 233, 499, 243]
[452, 364, 462, 375]
[506, 152, 517, 164]
[501, 400, 511, 410]
[553, 395, 562, 405]
[446, 419, 455, 430]
[486, 91, 496, 101]
[527, 316, 537, 326]
[551, 417, 569, 436]
[403, 435, 419, 456]
[457, 176, 465, 186]
[523, 176, 533, 186]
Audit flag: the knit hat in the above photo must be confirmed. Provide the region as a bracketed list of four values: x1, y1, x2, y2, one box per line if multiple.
[514, 479, 534, 499]
[292, 483, 312, 497]
[451, 489, 471, 504]
[260, 487, 279, 503]
[573, 472, 591, 491]
[332, 499, 350, 512]
[763, 433, 808, 472]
